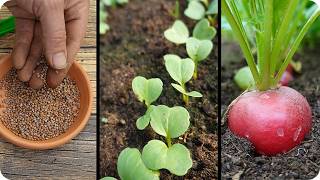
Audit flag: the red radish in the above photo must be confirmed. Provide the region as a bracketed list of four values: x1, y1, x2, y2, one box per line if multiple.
[279, 71, 293, 86]
[228, 86, 312, 156]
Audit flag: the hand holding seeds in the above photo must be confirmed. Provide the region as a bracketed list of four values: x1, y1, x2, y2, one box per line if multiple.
[4, 0, 89, 89]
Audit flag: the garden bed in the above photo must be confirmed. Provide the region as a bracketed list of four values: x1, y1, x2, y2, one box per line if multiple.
[222, 41, 320, 179]
[99, 0, 218, 179]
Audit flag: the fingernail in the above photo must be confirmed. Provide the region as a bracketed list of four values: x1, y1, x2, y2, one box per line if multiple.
[52, 52, 67, 69]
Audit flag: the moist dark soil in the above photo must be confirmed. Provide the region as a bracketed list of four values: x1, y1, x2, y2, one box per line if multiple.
[99, 0, 218, 179]
[222, 41, 320, 179]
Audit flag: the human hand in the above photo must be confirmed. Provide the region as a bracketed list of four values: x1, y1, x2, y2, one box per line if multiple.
[5, 0, 89, 89]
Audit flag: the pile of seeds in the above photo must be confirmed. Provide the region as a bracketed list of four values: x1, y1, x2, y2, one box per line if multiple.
[0, 65, 80, 141]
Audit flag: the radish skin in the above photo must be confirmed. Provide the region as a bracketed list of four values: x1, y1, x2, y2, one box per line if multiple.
[228, 86, 312, 156]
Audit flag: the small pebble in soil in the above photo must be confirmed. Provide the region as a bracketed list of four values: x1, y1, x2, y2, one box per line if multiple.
[0, 64, 80, 141]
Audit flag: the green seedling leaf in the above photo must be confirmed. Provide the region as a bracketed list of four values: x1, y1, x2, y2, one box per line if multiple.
[207, 0, 218, 15]
[193, 19, 216, 40]
[184, 0, 205, 20]
[234, 66, 255, 90]
[100, 23, 110, 34]
[136, 105, 155, 130]
[164, 54, 194, 85]
[132, 76, 163, 107]
[100, 177, 117, 180]
[171, 83, 202, 97]
[142, 140, 193, 176]
[117, 148, 160, 180]
[164, 20, 189, 44]
[103, 0, 116, 6]
[186, 37, 213, 62]
[116, 0, 128, 4]
[150, 105, 190, 138]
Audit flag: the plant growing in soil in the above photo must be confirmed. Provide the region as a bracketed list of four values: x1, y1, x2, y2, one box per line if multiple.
[223, 0, 320, 155]
[164, 54, 202, 105]
[132, 76, 163, 130]
[184, 0, 218, 26]
[164, 19, 215, 79]
[102, 105, 192, 180]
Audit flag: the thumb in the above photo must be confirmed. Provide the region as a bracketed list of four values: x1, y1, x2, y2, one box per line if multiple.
[38, 1, 67, 70]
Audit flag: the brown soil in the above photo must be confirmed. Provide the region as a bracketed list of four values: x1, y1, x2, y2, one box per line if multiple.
[99, 0, 218, 179]
[221, 41, 320, 179]
[0, 69, 80, 141]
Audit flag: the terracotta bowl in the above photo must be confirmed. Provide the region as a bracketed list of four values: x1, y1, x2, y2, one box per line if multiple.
[0, 55, 93, 150]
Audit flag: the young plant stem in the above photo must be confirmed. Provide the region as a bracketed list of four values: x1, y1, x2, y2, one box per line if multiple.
[173, 0, 180, 19]
[193, 61, 198, 79]
[182, 83, 189, 105]
[274, 9, 320, 85]
[166, 136, 172, 148]
[145, 102, 150, 109]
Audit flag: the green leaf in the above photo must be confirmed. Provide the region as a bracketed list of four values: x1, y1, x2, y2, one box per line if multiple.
[100, 177, 117, 180]
[186, 37, 213, 62]
[171, 83, 203, 97]
[150, 105, 190, 138]
[234, 66, 255, 90]
[103, 0, 116, 6]
[164, 54, 194, 85]
[136, 105, 155, 130]
[132, 76, 163, 106]
[207, 0, 218, 15]
[184, 0, 205, 20]
[117, 148, 160, 180]
[142, 140, 193, 176]
[100, 23, 110, 34]
[164, 20, 189, 44]
[116, 0, 128, 4]
[193, 19, 216, 40]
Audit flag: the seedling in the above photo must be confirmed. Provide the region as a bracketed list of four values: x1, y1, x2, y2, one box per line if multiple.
[101, 148, 160, 180]
[164, 54, 202, 105]
[186, 37, 213, 79]
[142, 105, 192, 176]
[102, 105, 193, 179]
[132, 76, 163, 130]
[164, 20, 189, 45]
[223, 0, 320, 155]
[184, 0, 206, 20]
[193, 19, 216, 40]
[164, 19, 215, 79]
[184, 0, 218, 26]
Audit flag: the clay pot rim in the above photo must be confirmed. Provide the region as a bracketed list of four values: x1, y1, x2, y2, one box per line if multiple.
[0, 55, 93, 150]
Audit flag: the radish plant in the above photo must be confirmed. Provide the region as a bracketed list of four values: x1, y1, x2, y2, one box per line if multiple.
[164, 54, 202, 105]
[142, 105, 192, 176]
[132, 76, 163, 130]
[164, 19, 215, 79]
[101, 105, 193, 179]
[185, 0, 218, 26]
[223, 0, 320, 155]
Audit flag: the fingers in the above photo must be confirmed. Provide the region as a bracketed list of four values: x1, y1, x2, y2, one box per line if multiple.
[38, 0, 68, 70]
[12, 18, 35, 70]
[47, 6, 88, 88]
[29, 65, 45, 90]
[18, 23, 43, 82]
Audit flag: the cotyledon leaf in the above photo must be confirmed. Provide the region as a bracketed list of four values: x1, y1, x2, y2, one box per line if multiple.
[164, 54, 194, 85]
